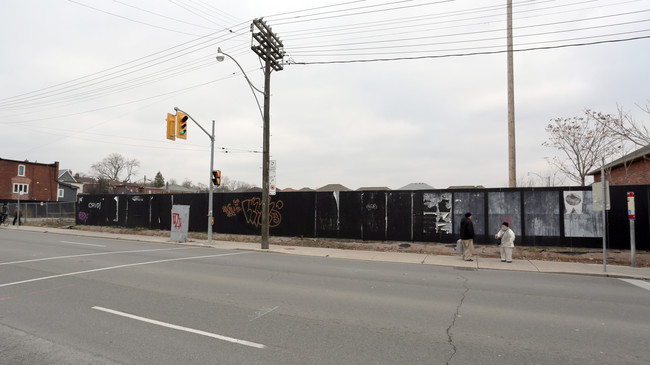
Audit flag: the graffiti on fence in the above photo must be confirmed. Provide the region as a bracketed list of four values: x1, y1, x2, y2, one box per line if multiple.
[88, 202, 102, 209]
[222, 199, 243, 218]
[78, 211, 88, 223]
[269, 200, 284, 227]
[172, 212, 182, 230]
[223, 197, 284, 228]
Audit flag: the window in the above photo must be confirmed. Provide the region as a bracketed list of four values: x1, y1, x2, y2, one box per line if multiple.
[58, 188, 65, 198]
[13, 183, 29, 194]
[18, 165, 25, 176]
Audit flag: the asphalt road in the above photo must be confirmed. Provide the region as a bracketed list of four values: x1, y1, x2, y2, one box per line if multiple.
[1, 230, 649, 364]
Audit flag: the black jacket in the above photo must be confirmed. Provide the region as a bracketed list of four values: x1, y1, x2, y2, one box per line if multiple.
[460, 217, 475, 239]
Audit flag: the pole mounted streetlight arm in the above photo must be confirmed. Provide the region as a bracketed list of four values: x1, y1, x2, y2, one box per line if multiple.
[216, 48, 265, 95]
[174, 107, 214, 141]
[216, 47, 265, 122]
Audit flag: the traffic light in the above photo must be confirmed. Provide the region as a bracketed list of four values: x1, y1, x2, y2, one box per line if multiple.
[165, 113, 176, 140]
[212, 170, 221, 186]
[176, 112, 188, 139]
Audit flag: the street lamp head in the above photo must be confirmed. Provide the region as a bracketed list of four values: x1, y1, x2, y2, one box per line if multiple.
[216, 47, 225, 62]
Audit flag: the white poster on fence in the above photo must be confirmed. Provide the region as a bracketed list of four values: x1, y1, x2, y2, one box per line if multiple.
[563, 191, 583, 214]
[269, 160, 276, 196]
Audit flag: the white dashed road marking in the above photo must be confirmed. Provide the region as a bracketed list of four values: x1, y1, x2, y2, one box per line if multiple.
[93, 306, 266, 349]
[0, 247, 193, 266]
[0, 251, 247, 288]
[60, 240, 106, 247]
[620, 279, 650, 291]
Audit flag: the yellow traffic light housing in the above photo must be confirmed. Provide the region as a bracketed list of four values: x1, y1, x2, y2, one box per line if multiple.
[165, 113, 176, 140]
[212, 170, 221, 186]
[176, 112, 188, 139]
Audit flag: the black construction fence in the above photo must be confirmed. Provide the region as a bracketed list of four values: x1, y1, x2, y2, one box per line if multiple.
[75, 185, 650, 250]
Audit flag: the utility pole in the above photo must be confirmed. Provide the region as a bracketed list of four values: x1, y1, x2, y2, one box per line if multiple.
[251, 18, 284, 249]
[507, 0, 517, 187]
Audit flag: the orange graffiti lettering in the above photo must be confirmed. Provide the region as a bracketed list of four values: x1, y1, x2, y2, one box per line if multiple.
[223, 197, 283, 228]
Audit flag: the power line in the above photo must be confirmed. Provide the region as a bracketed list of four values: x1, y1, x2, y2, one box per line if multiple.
[0, 23, 248, 106]
[167, 0, 234, 27]
[109, 0, 217, 30]
[286, 18, 650, 52]
[188, 0, 244, 24]
[68, 0, 208, 36]
[282, 2, 645, 43]
[5, 0, 647, 125]
[0, 28, 250, 109]
[287, 35, 650, 65]
[263, 0, 367, 18]
[271, 0, 455, 25]
[2, 73, 239, 125]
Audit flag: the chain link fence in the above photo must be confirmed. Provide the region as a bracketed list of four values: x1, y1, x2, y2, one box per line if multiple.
[4, 201, 76, 224]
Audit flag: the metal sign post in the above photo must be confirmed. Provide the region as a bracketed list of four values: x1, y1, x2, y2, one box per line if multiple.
[593, 160, 610, 273]
[627, 192, 636, 267]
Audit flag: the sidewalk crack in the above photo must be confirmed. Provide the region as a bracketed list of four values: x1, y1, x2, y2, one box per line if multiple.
[529, 260, 541, 272]
[446, 273, 469, 365]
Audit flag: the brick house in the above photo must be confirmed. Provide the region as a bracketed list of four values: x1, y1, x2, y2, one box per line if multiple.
[72, 173, 99, 194]
[0, 158, 59, 201]
[588, 145, 650, 185]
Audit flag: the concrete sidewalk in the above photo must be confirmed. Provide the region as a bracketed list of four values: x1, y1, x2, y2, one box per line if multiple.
[5, 225, 650, 280]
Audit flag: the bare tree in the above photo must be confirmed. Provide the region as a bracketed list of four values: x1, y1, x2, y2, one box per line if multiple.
[195, 182, 208, 192]
[589, 105, 650, 148]
[90, 153, 140, 182]
[543, 111, 620, 186]
[214, 177, 255, 192]
[525, 167, 567, 187]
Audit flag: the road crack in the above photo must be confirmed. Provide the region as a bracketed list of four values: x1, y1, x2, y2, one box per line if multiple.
[446, 273, 469, 365]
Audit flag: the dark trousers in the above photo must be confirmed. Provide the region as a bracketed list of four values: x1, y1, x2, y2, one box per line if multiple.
[13, 216, 21, 225]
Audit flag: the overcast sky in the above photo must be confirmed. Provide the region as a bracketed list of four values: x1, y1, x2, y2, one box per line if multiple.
[2, 0, 649, 190]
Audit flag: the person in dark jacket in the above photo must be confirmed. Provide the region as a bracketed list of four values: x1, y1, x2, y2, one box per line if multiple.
[13, 208, 23, 226]
[1, 203, 8, 224]
[459, 212, 475, 261]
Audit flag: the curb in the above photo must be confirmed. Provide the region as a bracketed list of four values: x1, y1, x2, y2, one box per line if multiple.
[4, 225, 650, 281]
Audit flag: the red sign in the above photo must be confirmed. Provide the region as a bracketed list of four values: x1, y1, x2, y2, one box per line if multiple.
[627, 192, 635, 220]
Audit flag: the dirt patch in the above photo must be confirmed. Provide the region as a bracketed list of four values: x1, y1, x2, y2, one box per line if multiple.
[32, 220, 649, 267]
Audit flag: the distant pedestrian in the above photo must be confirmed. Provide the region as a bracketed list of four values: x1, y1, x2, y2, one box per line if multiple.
[495, 222, 515, 263]
[12, 208, 23, 226]
[459, 212, 475, 261]
[1, 203, 8, 223]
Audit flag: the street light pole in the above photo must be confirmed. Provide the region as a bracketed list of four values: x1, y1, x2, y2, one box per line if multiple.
[209, 119, 215, 242]
[174, 107, 215, 243]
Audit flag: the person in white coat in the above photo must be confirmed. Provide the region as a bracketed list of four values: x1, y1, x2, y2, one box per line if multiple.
[495, 222, 515, 263]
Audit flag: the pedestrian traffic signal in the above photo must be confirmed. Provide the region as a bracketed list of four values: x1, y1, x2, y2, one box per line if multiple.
[165, 113, 176, 140]
[212, 170, 221, 186]
[176, 112, 188, 139]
